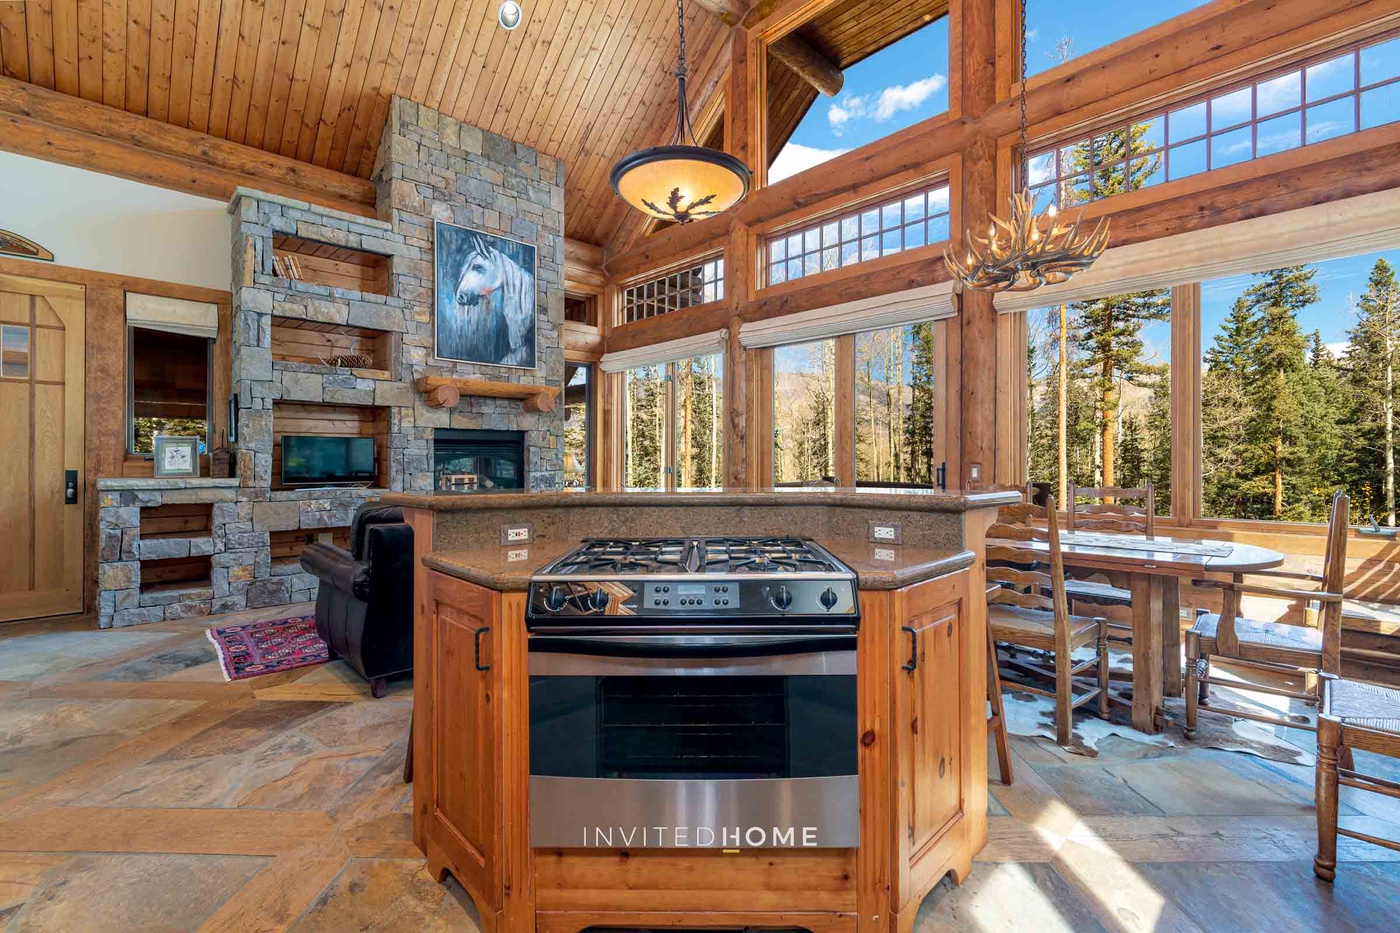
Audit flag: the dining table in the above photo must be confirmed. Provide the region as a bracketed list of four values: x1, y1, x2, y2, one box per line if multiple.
[1008, 530, 1286, 734]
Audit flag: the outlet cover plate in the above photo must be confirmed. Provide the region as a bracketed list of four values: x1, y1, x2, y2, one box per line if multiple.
[501, 522, 535, 545]
[868, 520, 902, 545]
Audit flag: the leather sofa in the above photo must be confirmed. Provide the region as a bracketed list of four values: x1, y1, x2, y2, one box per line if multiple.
[299, 503, 414, 698]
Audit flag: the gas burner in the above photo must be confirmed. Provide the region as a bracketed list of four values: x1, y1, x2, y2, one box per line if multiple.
[703, 537, 838, 574]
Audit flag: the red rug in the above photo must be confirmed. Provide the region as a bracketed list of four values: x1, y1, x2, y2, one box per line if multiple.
[206, 615, 330, 682]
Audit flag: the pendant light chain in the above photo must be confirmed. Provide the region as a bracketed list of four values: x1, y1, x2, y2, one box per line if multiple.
[1018, 0, 1028, 191]
[673, 0, 696, 146]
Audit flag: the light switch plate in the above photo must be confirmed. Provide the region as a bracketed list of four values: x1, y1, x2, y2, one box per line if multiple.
[868, 520, 902, 545]
[501, 522, 535, 545]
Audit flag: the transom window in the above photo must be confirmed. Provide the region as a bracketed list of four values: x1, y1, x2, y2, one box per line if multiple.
[622, 256, 725, 324]
[766, 184, 950, 287]
[1027, 35, 1400, 211]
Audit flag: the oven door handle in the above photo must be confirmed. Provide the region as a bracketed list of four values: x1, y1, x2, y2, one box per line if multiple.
[528, 633, 857, 659]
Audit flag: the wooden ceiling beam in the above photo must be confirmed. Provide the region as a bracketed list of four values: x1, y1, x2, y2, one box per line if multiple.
[694, 0, 841, 97]
[0, 74, 377, 214]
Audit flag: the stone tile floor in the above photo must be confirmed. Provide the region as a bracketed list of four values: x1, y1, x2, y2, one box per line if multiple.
[1, 608, 1397, 931]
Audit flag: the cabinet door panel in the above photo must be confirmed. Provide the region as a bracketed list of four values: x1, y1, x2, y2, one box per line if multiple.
[894, 600, 963, 896]
[432, 583, 500, 904]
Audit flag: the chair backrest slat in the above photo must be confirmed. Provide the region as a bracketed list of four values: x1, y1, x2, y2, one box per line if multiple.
[1068, 482, 1156, 538]
[1320, 489, 1350, 674]
[986, 496, 1072, 646]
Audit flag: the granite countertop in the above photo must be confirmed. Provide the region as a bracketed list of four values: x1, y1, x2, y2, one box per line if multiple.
[421, 538, 975, 592]
[385, 487, 1018, 513]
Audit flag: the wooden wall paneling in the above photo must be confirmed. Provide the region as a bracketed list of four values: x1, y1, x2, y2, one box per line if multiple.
[100, 0, 127, 109]
[145, 0, 174, 120]
[0, 0, 30, 82]
[185, 0, 228, 132]
[123, 0, 150, 114]
[258, 0, 310, 151]
[305, 0, 368, 163]
[77, 0, 102, 102]
[50, 0, 76, 96]
[164, 0, 199, 126]
[23, 0, 56, 90]
[318, 0, 378, 164]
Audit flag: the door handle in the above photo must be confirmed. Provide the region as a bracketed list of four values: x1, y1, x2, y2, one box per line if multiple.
[474, 626, 492, 672]
[901, 625, 918, 672]
[65, 469, 78, 505]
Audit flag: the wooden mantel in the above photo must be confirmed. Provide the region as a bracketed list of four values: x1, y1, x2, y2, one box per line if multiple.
[415, 376, 560, 413]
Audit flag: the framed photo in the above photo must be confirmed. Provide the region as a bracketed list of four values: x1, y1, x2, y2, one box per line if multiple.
[153, 436, 199, 478]
[434, 220, 538, 369]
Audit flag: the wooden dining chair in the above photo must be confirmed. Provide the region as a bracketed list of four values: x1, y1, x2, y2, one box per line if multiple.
[986, 587, 1013, 786]
[1184, 489, 1349, 737]
[987, 497, 1111, 747]
[1314, 673, 1400, 881]
[1063, 483, 1158, 643]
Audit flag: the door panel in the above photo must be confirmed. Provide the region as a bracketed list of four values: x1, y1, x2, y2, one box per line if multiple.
[0, 275, 85, 622]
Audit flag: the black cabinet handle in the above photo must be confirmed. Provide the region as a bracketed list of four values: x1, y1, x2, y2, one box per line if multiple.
[474, 626, 491, 672]
[901, 625, 918, 672]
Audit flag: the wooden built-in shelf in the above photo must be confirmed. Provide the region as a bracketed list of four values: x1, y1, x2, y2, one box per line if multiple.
[415, 376, 559, 412]
[140, 555, 212, 593]
[271, 319, 395, 378]
[270, 527, 351, 568]
[139, 503, 213, 540]
[272, 234, 390, 296]
[271, 401, 390, 490]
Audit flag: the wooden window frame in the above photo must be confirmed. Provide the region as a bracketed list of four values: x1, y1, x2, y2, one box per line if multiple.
[621, 356, 726, 492]
[125, 324, 214, 457]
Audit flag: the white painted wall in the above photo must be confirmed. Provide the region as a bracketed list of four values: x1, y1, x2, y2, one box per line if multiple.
[0, 152, 231, 291]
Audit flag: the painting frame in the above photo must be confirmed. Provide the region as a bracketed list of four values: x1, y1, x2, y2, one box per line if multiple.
[152, 435, 200, 478]
[433, 220, 539, 371]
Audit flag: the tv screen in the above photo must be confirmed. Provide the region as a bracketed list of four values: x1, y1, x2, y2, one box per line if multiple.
[281, 435, 376, 485]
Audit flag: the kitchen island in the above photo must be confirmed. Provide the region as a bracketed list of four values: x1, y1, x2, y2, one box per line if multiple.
[384, 488, 1016, 932]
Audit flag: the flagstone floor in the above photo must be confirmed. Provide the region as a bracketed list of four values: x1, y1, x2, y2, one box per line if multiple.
[1, 609, 1398, 931]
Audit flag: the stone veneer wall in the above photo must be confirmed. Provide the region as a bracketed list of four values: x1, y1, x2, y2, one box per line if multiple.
[371, 96, 566, 491]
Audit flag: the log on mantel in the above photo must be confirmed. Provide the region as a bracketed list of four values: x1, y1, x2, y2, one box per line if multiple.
[415, 376, 560, 412]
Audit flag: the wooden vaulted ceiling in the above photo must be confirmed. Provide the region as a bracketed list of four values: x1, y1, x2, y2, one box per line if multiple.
[0, 0, 730, 245]
[766, 0, 950, 166]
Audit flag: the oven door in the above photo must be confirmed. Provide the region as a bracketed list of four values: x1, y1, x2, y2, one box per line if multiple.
[528, 633, 858, 849]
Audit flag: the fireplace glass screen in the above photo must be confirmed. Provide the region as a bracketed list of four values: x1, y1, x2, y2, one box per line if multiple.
[433, 429, 526, 492]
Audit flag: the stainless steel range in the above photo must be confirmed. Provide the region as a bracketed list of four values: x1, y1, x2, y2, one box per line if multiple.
[526, 536, 860, 849]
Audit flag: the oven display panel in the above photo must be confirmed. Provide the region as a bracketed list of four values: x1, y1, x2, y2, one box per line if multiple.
[643, 582, 738, 610]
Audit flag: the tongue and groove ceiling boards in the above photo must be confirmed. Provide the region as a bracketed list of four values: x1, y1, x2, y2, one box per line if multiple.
[0, 0, 730, 244]
[764, 0, 951, 167]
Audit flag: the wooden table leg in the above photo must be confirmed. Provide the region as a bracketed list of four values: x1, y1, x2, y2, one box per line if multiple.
[1130, 574, 1164, 733]
[1160, 576, 1182, 699]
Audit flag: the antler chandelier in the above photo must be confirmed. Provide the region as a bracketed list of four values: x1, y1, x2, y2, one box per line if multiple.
[944, 2, 1108, 293]
[611, 0, 752, 224]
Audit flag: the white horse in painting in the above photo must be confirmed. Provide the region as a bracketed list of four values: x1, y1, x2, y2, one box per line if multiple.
[441, 234, 535, 367]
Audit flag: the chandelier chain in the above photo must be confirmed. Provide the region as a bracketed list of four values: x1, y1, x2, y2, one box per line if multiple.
[1018, 0, 1028, 189]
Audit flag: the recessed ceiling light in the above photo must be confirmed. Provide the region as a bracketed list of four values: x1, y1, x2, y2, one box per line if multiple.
[498, 0, 522, 30]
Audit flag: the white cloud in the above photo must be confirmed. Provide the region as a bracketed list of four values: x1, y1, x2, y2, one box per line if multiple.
[769, 142, 851, 182]
[826, 74, 947, 136]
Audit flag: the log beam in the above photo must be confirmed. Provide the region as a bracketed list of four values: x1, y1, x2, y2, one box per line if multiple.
[768, 34, 843, 97]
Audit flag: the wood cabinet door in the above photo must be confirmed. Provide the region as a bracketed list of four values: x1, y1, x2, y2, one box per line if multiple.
[0, 274, 85, 622]
[429, 576, 502, 909]
[892, 596, 964, 899]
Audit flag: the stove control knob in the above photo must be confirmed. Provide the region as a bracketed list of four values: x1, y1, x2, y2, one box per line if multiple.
[770, 585, 793, 612]
[819, 587, 839, 611]
[544, 586, 568, 612]
[588, 588, 610, 612]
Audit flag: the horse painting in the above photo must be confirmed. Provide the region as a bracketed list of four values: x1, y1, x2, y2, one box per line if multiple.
[434, 223, 537, 368]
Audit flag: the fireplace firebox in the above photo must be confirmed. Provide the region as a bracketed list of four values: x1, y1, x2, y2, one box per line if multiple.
[433, 429, 526, 492]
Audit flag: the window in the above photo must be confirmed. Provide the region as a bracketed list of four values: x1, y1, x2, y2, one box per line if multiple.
[564, 363, 593, 488]
[855, 324, 945, 486]
[1026, 291, 1172, 511]
[1201, 251, 1400, 524]
[128, 326, 211, 455]
[623, 355, 725, 489]
[1028, 36, 1400, 211]
[773, 339, 836, 485]
[769, 13, 951, 183]
[1025, 2, 1213, 78]
[766, 184, 949, 287]
[622, 256, 725, 324]
[1, 324, 30, 379]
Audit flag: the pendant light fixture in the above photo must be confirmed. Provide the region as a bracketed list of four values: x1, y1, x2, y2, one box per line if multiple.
[611, 0, 752, 224]
[944, 1, 1108, 293]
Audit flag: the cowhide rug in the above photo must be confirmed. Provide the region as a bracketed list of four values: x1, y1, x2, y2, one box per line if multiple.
[997, 650, 1315, 766]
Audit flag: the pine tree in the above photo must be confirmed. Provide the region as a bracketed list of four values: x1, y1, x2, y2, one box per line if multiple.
[1202, 297, 1260, 517]
[1346, 258, 1400, 525]
[1118, 415, 1146, 487]
[1145, 372, 1173, 512]
[1064, 123, 1164, 204]
[905, 322, 939, 484]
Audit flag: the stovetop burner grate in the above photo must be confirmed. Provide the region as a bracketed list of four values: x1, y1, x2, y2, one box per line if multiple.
[549, 536, 841, 576]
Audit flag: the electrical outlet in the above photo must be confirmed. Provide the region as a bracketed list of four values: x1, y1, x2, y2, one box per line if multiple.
[873, 547, 896, 562]
[868, 520, 902, 544]
[500, 523, 534, 545]
[507, 548, 530, 562]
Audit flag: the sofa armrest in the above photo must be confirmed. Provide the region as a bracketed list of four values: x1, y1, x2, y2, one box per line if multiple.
[301, 542, 372, 601]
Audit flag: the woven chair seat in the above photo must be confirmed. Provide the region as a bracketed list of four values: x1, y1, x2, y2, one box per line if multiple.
[989, 604, 1101, 652]
[1325, 679, 1400, 734]
[1190, 612, 1322, 666]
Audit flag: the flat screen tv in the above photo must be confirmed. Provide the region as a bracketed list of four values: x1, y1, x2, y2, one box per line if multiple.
[281, 435, 377, 485]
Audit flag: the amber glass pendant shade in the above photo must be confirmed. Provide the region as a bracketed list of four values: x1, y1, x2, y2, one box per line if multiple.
[611, 146, 752, 224]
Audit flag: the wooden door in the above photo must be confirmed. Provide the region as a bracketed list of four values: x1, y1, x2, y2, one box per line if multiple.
[0, 274, 85, 622]
[429, 575, 502, 911]
[893, 598, 963, 899]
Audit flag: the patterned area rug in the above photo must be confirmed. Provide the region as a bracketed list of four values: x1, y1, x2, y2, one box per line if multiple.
[206, 615, 329, 682]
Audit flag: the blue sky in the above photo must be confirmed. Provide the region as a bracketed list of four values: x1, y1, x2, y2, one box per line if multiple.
[771, 2, 1212, 181]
